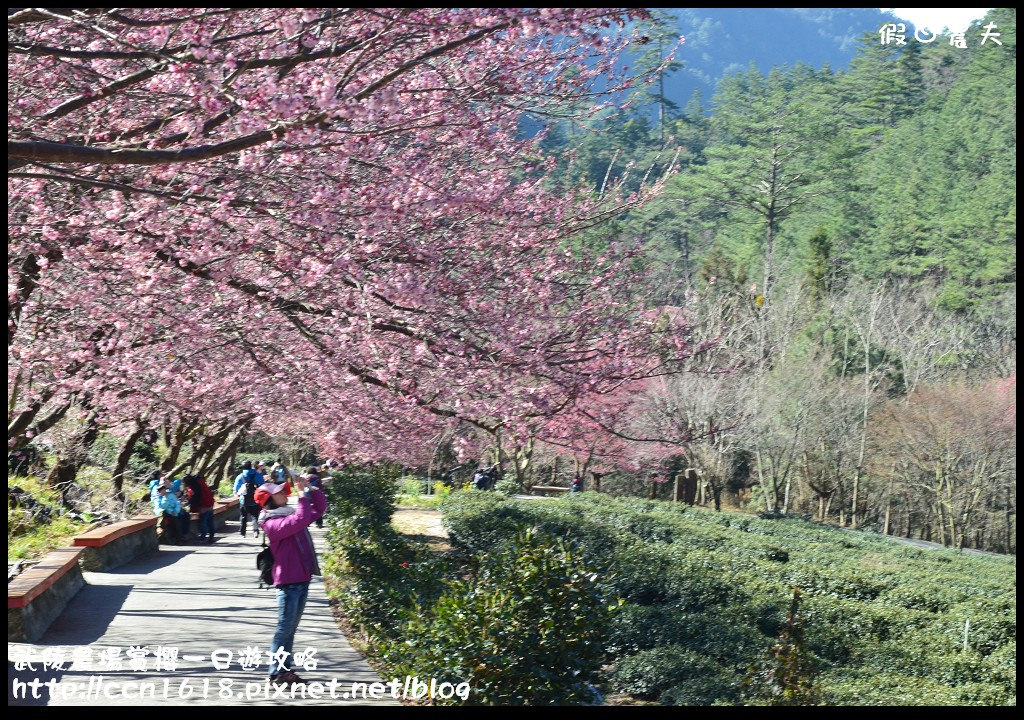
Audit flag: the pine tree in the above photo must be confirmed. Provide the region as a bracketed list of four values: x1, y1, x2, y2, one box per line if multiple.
[631, 9, 685, 143]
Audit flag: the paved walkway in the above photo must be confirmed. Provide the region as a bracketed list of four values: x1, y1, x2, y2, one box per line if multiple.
[9, 508, 397, 706]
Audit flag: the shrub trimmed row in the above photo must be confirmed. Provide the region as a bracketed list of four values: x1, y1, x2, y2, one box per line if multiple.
[441, 492, 1015, 705]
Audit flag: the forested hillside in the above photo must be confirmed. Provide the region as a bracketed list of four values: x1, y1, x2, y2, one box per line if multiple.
[537, 8, 1016, 552]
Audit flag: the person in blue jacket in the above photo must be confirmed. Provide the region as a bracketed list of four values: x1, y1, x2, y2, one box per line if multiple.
[152, 484, 185, 544]
[233, 460, 265, 493]
[234, 460, 266, 538]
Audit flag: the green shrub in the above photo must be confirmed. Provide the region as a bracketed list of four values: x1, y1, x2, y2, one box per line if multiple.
[607, 603, 695, 655]
[332, 483, 1024, 706]
[741, 588, 819, 706]
[325, 464, 446, 638]
[325, 464, 399, 534]
[818, 671, 1014, 706]
[614, 645, 738, 704]
[396, 528, 619, 705]
[398, 475, 428, 497]
[494, 474, 520, 497]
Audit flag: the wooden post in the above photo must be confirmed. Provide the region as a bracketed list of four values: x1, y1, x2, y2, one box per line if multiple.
[592, 472, 602, 493]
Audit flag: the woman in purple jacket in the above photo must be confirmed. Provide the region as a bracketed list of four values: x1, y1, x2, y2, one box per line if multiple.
[255, 476, 327, 686]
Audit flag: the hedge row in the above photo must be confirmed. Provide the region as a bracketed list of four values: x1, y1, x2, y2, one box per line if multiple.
[441, 492, 1016, 706]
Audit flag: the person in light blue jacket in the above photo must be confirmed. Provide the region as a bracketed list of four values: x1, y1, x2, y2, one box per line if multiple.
[152, 484, 184, 544]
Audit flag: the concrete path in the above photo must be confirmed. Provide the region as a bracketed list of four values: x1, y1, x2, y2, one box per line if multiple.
[835, 525, 1010, 558]
[9, 508, 397, 706]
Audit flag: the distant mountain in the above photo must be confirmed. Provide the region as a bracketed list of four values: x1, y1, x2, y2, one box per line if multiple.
[656, 8, 895, 106]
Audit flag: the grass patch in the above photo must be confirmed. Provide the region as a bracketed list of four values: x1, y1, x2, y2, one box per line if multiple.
[8, 472, 111, 561]
[397, 493, 445, 510]
[8, 511, 93, 560]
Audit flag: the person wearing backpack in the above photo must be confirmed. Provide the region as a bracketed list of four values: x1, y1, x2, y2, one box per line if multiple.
[234, 461, 265, 538]
[256, 476, 327, 687]
[270, 459, 292, 485]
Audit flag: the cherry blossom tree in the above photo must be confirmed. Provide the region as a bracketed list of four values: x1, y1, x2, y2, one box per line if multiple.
[10, 8, 699, 479]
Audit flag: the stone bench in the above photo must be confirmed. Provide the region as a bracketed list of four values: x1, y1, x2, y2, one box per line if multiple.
[72, 516, 159, 572]
[530, 485, 571, 496]
[8, 547, 85, 642]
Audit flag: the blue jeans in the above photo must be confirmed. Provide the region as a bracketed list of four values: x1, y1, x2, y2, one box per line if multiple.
[269, 582, 309, 677]
[198, 509, 215, 539]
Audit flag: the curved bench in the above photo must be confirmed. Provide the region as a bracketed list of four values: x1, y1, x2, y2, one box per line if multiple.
[72, 516, 159, 571]
[8, 547, 85, 642]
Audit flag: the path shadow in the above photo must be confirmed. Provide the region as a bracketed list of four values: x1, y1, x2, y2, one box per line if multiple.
[36, 584, 134, 646]
[99, 548, 191, 575]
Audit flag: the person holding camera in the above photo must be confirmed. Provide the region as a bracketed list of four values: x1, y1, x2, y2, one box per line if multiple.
[256, 475, 327, 686]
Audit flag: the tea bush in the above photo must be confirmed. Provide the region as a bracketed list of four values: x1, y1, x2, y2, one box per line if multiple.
[326, 465, 398, 533]
[615, 645, 739, 704]
[437, 492, 1016, 705]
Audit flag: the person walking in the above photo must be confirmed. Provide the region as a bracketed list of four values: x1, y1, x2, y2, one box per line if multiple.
[234, 460, 265, 538]
[185, 474, 216, 544]
[256, 476, 327, 686]
[270, 459, 292, 485]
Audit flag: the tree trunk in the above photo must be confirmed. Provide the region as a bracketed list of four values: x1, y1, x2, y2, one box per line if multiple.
[782, 472, 792, 514]
[161, 420, 197, 472]
[1005, 485, 1014, 554]
[882, 468, 895, 535]
[192, 422, 238, 477]
[851, 469, 861, 529]
[9, 396, 74, 451]
[46, 408, 101, 509]
[207, 428, 245, 490]
[755, 449, 773, 512]
[112, 419, 148, 503]
[8, 388, 59, 445]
